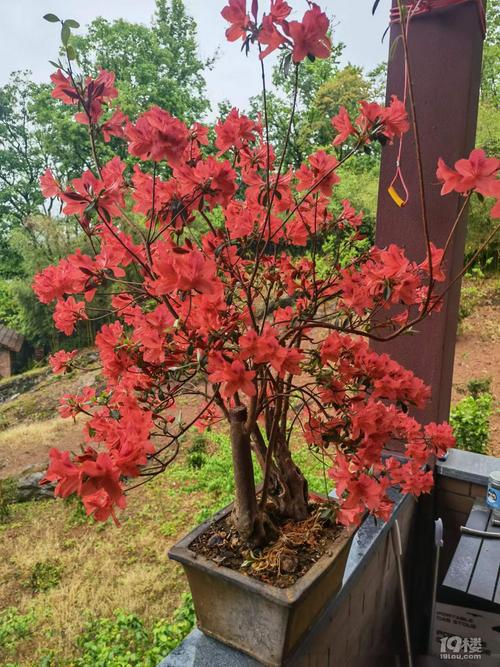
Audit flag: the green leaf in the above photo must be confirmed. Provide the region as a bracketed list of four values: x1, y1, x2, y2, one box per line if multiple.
[48, 60, 60, 69]
[65, 19, 80, 29]
[61, 22, 71, 46]
[43, 13, 60, 22]
[66, 44, 77, 61]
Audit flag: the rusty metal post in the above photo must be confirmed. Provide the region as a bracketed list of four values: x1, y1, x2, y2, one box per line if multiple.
[375, 2, 486, 656]
[375, 0, 486, 426]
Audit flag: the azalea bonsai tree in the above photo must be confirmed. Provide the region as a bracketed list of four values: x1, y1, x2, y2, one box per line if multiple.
[37, 1, 500, 547]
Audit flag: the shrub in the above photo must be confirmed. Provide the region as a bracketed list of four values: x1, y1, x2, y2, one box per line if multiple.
[28, 560, 62, 593]
[450, 393, 493, 454]
[467, 376, 492, 398]
[36, 3, 497, 545]
[187, 435, 208, 470]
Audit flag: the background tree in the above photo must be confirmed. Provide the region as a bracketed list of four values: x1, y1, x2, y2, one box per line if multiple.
[0, 0, 213, 350]
[467, 1, 500, 267]
[72, 0, 214, 122]
[0, 0, 212, 270]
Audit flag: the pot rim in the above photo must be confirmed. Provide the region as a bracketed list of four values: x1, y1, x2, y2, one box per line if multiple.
[168, 501, 356, 608]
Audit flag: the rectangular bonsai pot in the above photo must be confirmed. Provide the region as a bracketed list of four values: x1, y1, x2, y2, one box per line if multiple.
[168, 502, 356, 666]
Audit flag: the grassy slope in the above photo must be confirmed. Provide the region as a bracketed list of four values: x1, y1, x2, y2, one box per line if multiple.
[0, 421, 326, 666]
[1, 275, 497, 665]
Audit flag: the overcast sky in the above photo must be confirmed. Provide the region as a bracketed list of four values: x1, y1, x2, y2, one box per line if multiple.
[0, 0, 391, 115]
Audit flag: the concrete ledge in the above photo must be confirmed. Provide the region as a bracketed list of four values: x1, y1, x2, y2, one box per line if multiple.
[436, 449, 499, 486]
[158, 628, 259, 667]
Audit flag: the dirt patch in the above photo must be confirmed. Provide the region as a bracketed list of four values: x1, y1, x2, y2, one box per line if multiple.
[190, 504, 343, 588]
[0, 417, 85, 479]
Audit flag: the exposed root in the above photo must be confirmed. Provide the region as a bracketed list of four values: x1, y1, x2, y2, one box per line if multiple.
[246, 507, 327, 580]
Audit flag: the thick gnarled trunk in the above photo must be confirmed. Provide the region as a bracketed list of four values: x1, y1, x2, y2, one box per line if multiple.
[229, 406, 275, 546]
[272, 437, 309, 521]
[230, 409, 309, 545]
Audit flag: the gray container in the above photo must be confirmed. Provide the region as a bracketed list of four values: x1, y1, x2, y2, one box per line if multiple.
[169, 502, 356, 666]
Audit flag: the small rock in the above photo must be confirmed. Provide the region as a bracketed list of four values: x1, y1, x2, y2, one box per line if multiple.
[16, 472, 55, 502]
[279, 552, 298, 574]
[207, 533, 224, 548]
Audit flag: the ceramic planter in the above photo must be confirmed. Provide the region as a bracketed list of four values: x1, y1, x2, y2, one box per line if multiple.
[169, 502, 356, 666]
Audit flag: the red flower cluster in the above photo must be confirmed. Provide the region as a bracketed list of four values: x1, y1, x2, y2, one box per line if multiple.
[36, 0, 499, 529]
[51, 68, 121, 128]
[125, 107, 190, 165]
[437, 148, 500, 218]
[43, 391, 155, 523]
[332, 95, 410, 147]
[221, 0, 331, 63]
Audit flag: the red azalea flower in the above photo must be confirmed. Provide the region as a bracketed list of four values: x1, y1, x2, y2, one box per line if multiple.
[215, 108, 259, 154]
[332, 106, 356, 146]
[42, 448, 82, 498]
[287, 3, 331, 64]
[208, 356, 256, 398]
[258, 14, 286, 59]
[101, 109, 128, 142]
[221, 0, 250, 42]
[40, 168, 61, 198]
[54, 297, 88, 335]
[379, 95, 410, 140]
[270, 0, 292, 23]
[436, 148, 500, 196]
[49, 349, 78, 375]
[295, 150, 339, 196]
[125, 107, 189, 165]
[50, 69, 78, 104]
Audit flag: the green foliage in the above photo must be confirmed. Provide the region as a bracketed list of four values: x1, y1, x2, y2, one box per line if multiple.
[459, 280, 482, 320]
[450, 393, 493, 454]
[0, 279, 22, 331]
[0, 608, 35, 659]
[72, 0, 212, 122]
[480, 1, 499, 106]
[0, 0, 213, 296]
[458, 269, 498, 321]
[466, 2, 500, 268]
[306, 65, 372, 148]
[163, 432, 328, 525]
[169, 432, 238, 512]
[0, 478, 17, 523]
[467, 376, 492, 399]
[249, 47, 343, 166]
[27, 560, 62, 594]
[187, 434, 208, 470]
[74, 595, 195, 667]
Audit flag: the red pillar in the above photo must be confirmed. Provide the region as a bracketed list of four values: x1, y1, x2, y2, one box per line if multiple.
[375, 0, 486, 425]
[375, 3, 486, 654]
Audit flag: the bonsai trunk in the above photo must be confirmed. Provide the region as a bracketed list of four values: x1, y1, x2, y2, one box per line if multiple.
[254, 423, 309, 524]
[229, 406, 274, 546]
[273, 435, 309, 521]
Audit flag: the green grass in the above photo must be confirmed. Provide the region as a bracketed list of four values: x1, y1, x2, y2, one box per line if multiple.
[0, 430, 331, 666]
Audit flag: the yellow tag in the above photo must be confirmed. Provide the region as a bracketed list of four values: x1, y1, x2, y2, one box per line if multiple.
[388, 185, 406, 208]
